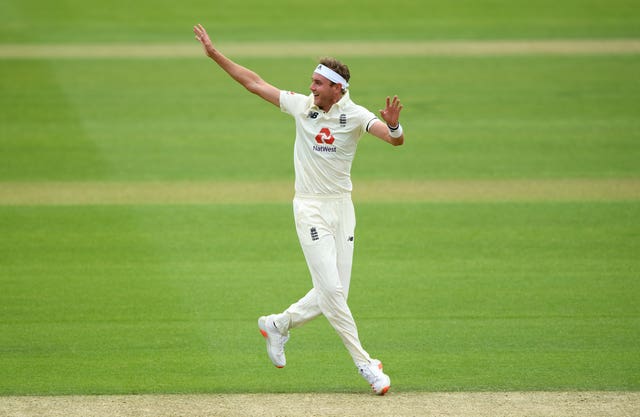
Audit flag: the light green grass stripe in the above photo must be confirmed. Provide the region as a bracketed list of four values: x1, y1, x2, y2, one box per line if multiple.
[1, 179, 638, 205]
[1, 40, 640, 59]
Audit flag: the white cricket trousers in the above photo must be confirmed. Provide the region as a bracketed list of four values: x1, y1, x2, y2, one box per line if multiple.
[277, 194, 372, 366]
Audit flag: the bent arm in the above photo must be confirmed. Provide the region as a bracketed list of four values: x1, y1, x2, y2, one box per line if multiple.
[368, 121, 404, 146]
[194, 24, 280, 107]
[368, 95, 404, 146]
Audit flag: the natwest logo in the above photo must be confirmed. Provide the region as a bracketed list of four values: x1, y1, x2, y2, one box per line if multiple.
[315, 127, 335, 145]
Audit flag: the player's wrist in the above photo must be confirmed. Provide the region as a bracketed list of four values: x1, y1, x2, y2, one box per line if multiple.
[388, 122, 403, 138]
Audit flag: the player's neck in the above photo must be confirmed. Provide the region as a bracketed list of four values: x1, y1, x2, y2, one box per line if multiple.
[319, 94, 344, 112]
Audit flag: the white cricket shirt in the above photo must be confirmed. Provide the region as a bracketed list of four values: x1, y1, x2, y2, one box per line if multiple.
[280, 90, 379, 196]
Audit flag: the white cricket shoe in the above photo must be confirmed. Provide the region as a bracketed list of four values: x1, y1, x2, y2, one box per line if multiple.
[358, 359, 391, 395]
[258, 315, 289, 368]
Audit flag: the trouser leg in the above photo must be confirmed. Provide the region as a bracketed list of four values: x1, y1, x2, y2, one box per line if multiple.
[282, 287, 321, 329]
[299, 234, 371, 364]
[335, 197, 355, 299]
[280, 197, 370, 365]
[283, 197, 354, 330]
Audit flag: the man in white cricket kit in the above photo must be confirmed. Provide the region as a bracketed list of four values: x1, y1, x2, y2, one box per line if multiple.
[194, 24, 405, 395]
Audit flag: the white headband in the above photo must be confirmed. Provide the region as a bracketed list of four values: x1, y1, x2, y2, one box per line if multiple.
[314, 64, 349, 89]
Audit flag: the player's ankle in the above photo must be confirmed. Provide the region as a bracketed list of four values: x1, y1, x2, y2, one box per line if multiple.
[273, 313, 291, 335]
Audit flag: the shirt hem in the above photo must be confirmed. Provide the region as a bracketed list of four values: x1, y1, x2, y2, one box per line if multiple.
[294, 192, 352, 200]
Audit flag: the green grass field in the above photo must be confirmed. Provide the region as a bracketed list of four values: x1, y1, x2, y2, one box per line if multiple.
[1, 202, 638, 394]
[1, 0, 639, 396]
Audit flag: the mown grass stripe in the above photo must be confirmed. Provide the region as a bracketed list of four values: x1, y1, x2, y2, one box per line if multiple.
[1, 179, 638, 205]
[1, 40, 640, 59]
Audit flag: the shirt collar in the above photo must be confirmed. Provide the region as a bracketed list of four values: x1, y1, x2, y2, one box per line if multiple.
[307, 91, 351, 113]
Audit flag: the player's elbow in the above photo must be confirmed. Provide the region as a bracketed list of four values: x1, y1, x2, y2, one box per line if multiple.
[242, 75, 264, 94]
[389, 136, 404, 146]
[245, 82, 261, 95]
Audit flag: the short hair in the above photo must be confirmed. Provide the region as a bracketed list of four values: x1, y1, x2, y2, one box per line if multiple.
[319, 57, 350, 90]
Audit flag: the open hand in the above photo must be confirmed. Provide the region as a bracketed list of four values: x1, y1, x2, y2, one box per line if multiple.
[193, 24, 216, 58]
[379, 95, 403, 127]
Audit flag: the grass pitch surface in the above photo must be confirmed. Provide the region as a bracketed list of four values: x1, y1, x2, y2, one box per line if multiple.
[2, 55, 639, 182]
[1, 202, 638, 394]
[2, 0, 640, 42]
[1, 0, 639, 397]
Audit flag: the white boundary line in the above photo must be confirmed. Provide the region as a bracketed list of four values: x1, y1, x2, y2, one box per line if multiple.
[1, 40, 640, 58]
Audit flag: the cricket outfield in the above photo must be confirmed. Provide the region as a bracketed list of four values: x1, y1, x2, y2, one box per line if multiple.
[1, 0, 639, 415]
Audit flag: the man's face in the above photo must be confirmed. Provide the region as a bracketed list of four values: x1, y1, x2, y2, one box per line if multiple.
[310, 73, 343, 111]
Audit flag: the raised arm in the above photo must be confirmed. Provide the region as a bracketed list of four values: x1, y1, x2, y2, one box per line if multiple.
[368, 95, 405, 146]
[193, 24, 280, 107]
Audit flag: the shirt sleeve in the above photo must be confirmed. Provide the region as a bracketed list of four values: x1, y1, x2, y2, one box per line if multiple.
[280, 90, 309, 116]
[358, 107, 379, 134]
[365, 116, 379, 132]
